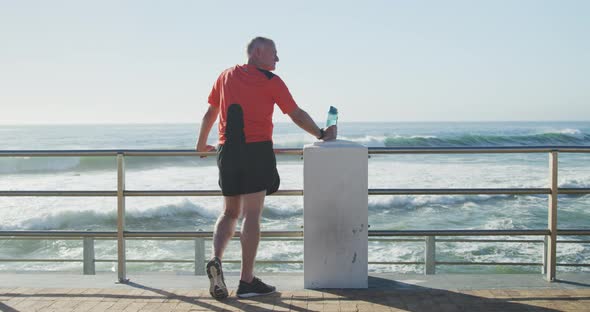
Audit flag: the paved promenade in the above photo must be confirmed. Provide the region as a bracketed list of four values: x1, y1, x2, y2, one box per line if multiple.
[1, 273, 589, 311]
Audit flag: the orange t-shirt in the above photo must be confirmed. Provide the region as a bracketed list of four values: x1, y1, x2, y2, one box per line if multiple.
[208, 64, 299, 144]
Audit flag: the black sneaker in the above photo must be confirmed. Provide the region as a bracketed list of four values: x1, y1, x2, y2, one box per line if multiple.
[236, 277, 276, 298]
[206, 257, 228, 299]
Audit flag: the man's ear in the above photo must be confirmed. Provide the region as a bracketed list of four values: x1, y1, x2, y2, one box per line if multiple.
[253, 46, 263, 58]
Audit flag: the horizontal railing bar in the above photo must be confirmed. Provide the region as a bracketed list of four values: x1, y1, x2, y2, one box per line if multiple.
[369, 146, 590, 154]
[127, 231, 210, 238]
[93, 259, 304, 264]
[102, 260, 428, 265]
[0, 229, 569, 238]
[1, 229, 587, 240]
[0, 149, 303, 157]
[3, 146, 590, 158]
[3, 188, 589, 197]
[125, 190, 303, 197]
[437, 262, 542, 266]
[559, 188, 590, 195]
[370, 239, 569, 243]
[558, 230, 590, 235]
[115, 260, 195, 263]
[123, 149, 304, 156]
[192, 260, 303, 264]
[126, 231, 304, 238]
[2, 188, 575, 197]
[0, 238, 427, 243]
[91, 260, 306, 264]
[369, 188, 550, 195]
[3, 258, 587, 267]
[556, 263, 590, 267]
[0, 190, 302, 197]
[0, 151, 120, 157]
[369, 239, 425, 242]
[0, 146, 590, 157]
[0, 259, 81, 262]
[369, 262, 424, 265]
[0, 231, 303, 238]
[6, 237, 579, 244]
[436, 239, 544, 243]
[0, 191, 117, 197]
[369, 230, 551, 236]
[436, 262, 586, 267]
[124, 151, 215, 156]
[0, 231, 117, 238]
[0, 259, 302, 264]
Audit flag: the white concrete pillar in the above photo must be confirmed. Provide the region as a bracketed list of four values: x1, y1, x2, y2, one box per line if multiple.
[303, 140, 368, 288]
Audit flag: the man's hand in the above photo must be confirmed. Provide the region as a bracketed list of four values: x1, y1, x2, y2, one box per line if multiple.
[322, 125, 337, 141]
[196, 144, 216, 158]
[195, 104, 220, 158]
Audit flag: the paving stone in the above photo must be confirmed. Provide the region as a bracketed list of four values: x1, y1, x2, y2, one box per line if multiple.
[105, 301, 133, 311]
[13, 298, 42, 310]
[47, 299, 83, 310]
[138, 302, 180, 312]
[3, 296, 27, 306]
[88, 301, 116, 312]
[71, 301, 102, 312]
[122, 302, 149, 312]
[27, 300, 57, 311]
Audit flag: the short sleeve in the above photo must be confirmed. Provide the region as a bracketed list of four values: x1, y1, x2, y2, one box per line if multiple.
[271, 76, 298, 114]
[207, 74, 222, 107]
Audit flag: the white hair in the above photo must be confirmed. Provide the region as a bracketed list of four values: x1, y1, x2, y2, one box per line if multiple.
[247, 37, 274, 56]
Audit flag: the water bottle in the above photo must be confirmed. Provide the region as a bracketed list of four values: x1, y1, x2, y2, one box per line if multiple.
[326, 106, 338, 127]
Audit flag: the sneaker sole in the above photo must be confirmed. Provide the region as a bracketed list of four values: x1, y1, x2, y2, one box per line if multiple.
[206, 261, 228, 300]
[237, 290, 276, 298]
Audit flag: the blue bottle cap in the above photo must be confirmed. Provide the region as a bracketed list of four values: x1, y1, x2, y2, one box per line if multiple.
[329, 106, 338, 114]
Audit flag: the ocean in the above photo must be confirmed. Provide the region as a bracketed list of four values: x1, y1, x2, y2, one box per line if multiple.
[0, 121, 589, 274]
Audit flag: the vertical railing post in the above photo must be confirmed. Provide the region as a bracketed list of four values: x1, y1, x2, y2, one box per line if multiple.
[194, 238, 205, 275]
[546, 151, 558, 281]
[542, 235, 548, 275]
[117, 153, 128, 283]
[83, 236, 95, 275]
[425, 236, 436, 275]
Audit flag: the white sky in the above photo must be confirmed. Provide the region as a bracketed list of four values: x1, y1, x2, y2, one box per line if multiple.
[1, 0, 589, 124]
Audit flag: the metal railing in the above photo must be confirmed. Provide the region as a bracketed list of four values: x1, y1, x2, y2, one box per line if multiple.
[1, 146, 589, 283]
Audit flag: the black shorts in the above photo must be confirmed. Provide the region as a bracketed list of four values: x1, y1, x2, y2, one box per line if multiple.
[217, 140, 280, 196]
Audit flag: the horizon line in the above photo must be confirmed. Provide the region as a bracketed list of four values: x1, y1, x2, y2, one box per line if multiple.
[2, 120, 590, 126]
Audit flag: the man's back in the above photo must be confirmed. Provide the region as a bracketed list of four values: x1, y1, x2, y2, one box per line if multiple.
[208, 64, 297, 144]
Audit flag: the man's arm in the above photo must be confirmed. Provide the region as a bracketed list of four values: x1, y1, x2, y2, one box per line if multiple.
[288, 107, 337, 140]
[196, 104, 220, 153]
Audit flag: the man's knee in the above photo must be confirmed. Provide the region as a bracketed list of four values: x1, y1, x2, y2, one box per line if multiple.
[241, 190, 266, 219]
[222, 207, 241, 219]
[242, 207, 262, 219]
[223, 195, 242, 219]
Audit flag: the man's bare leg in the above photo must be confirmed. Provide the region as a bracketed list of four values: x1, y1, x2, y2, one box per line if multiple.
[207, 195, 241, 299]
[213, 195, 242, 259]
[239, 190, 266, 283]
